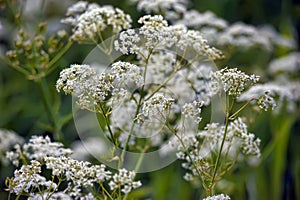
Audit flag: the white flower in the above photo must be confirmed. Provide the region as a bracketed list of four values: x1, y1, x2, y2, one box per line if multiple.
[176, 10, 228, 44]
[56, 64, 113, 111]
[132, 0, 188, 20]
[259, 25, 296, 50]
[140, 93, 174, 118]
[115, 15, 223, 60]
[62, 2, 132, 43]
[269, 52, 300, 74]
[182, 100, 203, 123]
[230, 118, 261, 157]
[114, 29, 141, 55]
[108, 168, 142, 194]
[110, 61, 144, 88]
[203, 194, 231, 200]
[7, 160, 57, 196]
[210, 67, 260, 97]
[0, 129, 24, 165]
[44, 156, 112, 187]
[176, 29, 224, 59]
[218, 22, 271, 50]
[176, 118, 261, 181]
[238, 82, 300, 112]
[6, 135, 72, 166]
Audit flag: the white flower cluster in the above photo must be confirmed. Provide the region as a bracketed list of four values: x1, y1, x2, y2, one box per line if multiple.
[110, 61, 144, 89]
[6, 136, 142, 198]
[258, 26, 296, 50]
[239, 82, 300, 112]
[175, 133, 209, 182]
[229, 118, 261, 157]
[210, 67, 260, 97]
[218, 22, 272, 50]
[45, 156, 111, 186]
[28, 192, 72, 200]
[182, 100, 203, 123]
[203, 194, 231, 200]
[176, 10, 228, 43]
[176, 118, 261, 181]
[144, 51, 177, 84]
[109, 168, 142, 194]
[6, 160, 57, 196]
[6, 135, 72, 166]
[61, 1, 97, 26]
[269, 52, 300, 74]
[56, 64, 113, 111]
[115, 15, 224, 60]
[138, 94, 175, 121]
[0, 129, 24, 165]
[131, 0, 188, 20]
[62, 1, 132, 43]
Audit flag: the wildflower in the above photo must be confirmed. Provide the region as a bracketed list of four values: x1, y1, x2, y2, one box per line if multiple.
[45, 156, 112, 187]
[6, 160, 57, 196]
[0, 129, 24, 165]
[141, 94, 174, 118]
[210, 67, 259, 97]
[109, 168, 142, 194]
[269, 52, 300, 74]
[131, 0, 188, 20]
[62, 2, 132, 43]
[218, 22, 271, 50]
[182, 100, 203, 123]
[238, 82, 300, 112]
[115, 15, 223, 60]
[176, 118, 261, 181]
[177, 10, 228, 32]
[56, 64, 113, 111]
[110, 61, 144, 88]
[203, 194, 231, 200]
[6, 135, 72, 166]
[259, 26, 296, 50]
[230, 117, 261, 157]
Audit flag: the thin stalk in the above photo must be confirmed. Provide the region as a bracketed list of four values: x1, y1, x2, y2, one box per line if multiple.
[118, 97, 142, 169]
[118, 50, 152, 168]
[101, 183, 114, 200]
[122, 146, 148, 200]
[210, 112, 230, 194]
[229, 99, 253, 120]
[98, 104, 116, 145]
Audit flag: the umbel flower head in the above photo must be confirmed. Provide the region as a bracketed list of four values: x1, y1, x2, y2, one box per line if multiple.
[114, 15, 224, 60]
[210, 67, 259, 97]
[62, 1, 132, 43]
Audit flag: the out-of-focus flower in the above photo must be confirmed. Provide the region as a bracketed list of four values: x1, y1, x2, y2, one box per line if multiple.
[203, 194, 231, 200]
[218, 22, 271, 51]
[269, 52, 300, 74]
[0, 129, 24, 165]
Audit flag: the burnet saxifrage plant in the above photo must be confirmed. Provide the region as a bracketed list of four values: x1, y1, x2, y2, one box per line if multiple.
[2, 0, 300, 199]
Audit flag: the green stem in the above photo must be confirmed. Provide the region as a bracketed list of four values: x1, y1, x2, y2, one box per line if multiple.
[210, 112, 230, 194]
[118, 50, 152, 169]
[122, 146, 148, 200]
[101, 183, 114, 200]
[229, 99, 253, 120]
[36, 78, 61, 140]
[98, 104, 116, 145]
